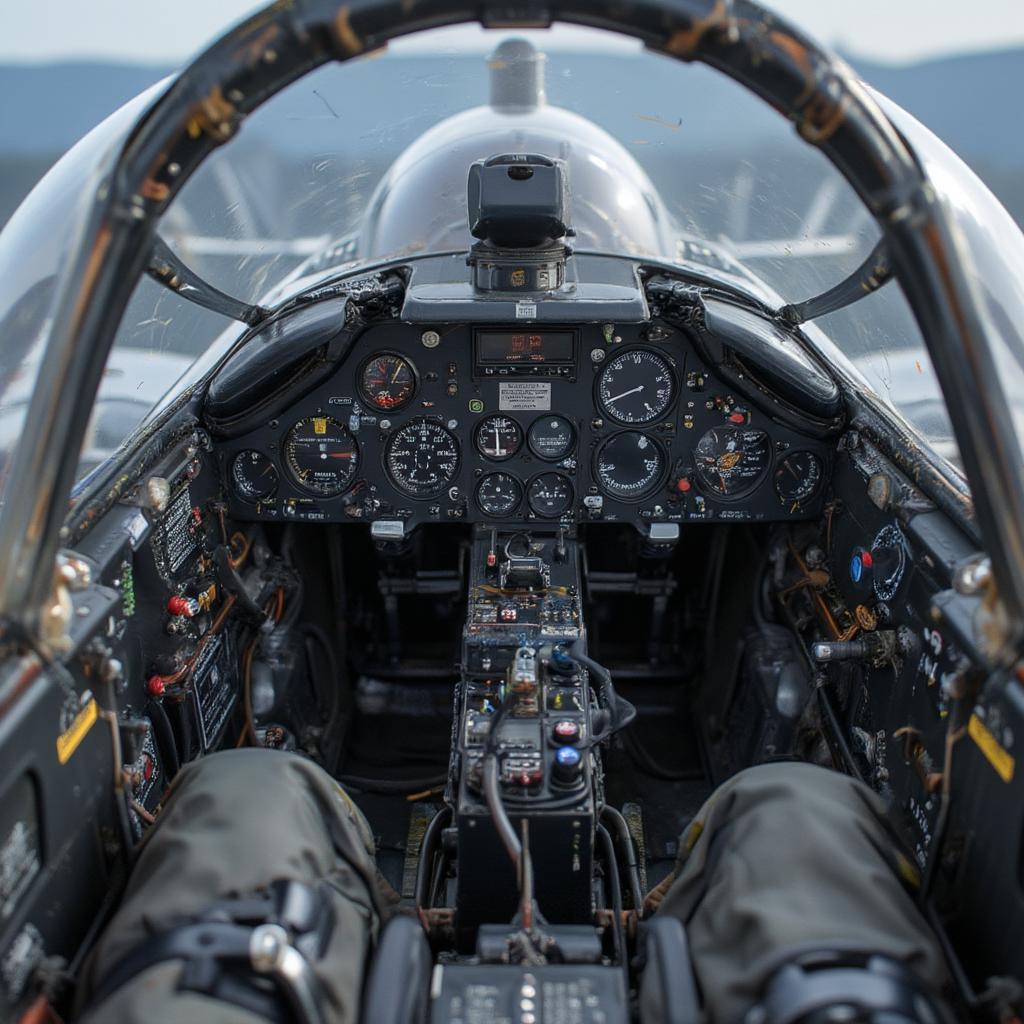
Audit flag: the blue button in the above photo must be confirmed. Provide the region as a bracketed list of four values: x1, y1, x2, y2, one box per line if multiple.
[555, 746, 581, 767]
[850, 553, 863, 583]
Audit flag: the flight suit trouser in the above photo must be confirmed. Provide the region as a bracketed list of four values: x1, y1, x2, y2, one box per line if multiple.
[77, 748, 387, 1024]
[646, 761, 952, 1023]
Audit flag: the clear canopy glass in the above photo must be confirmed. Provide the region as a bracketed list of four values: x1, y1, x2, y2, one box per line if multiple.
[2, 23, 1022, 503]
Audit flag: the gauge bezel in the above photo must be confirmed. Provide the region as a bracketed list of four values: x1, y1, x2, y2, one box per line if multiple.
[526, 471, 575, 519]
[230, 449, 279, 503]
[474, 415, 524, 462]
[773, 449, 824, 506]
[594, 346, 678, 427]
[283, 416, 359, 498]
[527, 415, 577, 462]
[475, 472, 524, 518]
[357, 351, 419, 413]
[692, 424, 773, 502]
[383, 417, 462, 498]
[593, 430, 669, 503]
[871, 523, 910, 602]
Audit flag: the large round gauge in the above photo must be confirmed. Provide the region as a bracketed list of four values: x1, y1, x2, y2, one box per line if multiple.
[385, 419, 461, 497]
[528, 416, 576, 461]
[597, 349, 676, 425]
[775, 451, 823, 505]
[475, 415, 523, 461]
[595, 432, 666, 500]
[693, 426, 771, 498]
[871, 524, 909, 602]
[359, 353, 416, 411]
[284, 417, 359, 497]
[476, 473, 523, 517]
[231, 450, 279, 502]
[527, 473, 574, 518]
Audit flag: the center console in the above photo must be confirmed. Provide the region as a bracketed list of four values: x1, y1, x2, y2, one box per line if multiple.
[451, 527, 599, 931]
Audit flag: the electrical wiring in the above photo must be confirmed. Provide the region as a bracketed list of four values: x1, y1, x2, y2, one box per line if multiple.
[151, 592, 238, 689]
[238, 587, 286, 747]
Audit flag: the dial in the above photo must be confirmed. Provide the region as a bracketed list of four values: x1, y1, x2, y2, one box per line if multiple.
[871, 524, 909, 602]
[231, 450, 279, 502]
[775, 451, 823, 505]
[693, 426, 771, 498]
[475, 415, 523, 461]
[476, 473, 523, 517]
[527, 473, 574, 518]
[284, 417, 358, 497]
[385, 419, 461, 497]
[359, 353, 416, 411]
[528, 416, 576, 461]
[597, 349, 676, 425]
[595, 432, 666, 500]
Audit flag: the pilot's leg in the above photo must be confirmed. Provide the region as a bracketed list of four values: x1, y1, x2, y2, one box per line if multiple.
[644, 761, 952, 1023]
[76, 748, 389, 1024]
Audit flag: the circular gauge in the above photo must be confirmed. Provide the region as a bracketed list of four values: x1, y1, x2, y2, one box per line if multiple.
[527, 473, 574, 518]
[475, 415, 523, 461]
[693, 426, 771, 498]
[528, 416, 576, 461]
[284, 417, 359, 497]
[359, 353, 417, 411]
[871, 524, 909, 602]
[775, 451, 824, 505]
[476, 473, 523, 517]
[595, 431, 667, 500]
[231, 450, 279, 502]
[597, 349, 676, 425]
[385, 419, 461, 497]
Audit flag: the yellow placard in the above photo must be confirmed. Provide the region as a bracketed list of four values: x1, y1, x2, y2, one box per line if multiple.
[313, 417, 327, 435]
[968, 713, 1015, 783]
[56, 698, 98, 765]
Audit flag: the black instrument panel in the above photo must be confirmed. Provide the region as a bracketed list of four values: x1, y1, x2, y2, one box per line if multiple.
[216, 320, 833, 531]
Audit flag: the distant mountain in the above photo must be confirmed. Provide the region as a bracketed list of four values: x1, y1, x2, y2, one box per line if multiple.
[0, 46, 1021, 230]
[849, 47, 1024, 166]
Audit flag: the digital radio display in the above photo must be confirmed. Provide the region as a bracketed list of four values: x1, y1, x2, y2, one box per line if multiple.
[475, 330, 575, 365]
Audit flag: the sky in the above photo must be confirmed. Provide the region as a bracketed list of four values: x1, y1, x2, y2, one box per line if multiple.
[2, 0, 1023, 65]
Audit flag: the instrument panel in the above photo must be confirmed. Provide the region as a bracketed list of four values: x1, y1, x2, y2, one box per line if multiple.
[216, 319, 833, 531]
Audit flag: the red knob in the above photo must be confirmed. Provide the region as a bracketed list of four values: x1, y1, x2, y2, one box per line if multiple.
[676, 478, 692, 493]
[167, 595, 198, 617]
[146, 675, 166, 698]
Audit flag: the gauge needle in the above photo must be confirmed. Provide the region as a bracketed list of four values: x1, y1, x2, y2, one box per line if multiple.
[329, 452, 355, 458]
[494, 424, 501, 453]
[391, 365, 403, 383]
[607, 385, 644, 403]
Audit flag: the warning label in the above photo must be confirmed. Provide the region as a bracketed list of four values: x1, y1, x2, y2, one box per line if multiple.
[499, 381, 551, 411]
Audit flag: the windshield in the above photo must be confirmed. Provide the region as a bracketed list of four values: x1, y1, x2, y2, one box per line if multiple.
[6, 23, 1024, 504]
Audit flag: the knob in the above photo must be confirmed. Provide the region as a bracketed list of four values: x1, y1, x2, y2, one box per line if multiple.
[849, 547, 873, 585]
[553, 745, 582, 785]
[552, 719, 581, 744]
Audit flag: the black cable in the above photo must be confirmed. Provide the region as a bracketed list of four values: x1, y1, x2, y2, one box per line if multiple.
[567, 639, 636, 742]
[598, 823, 627, 990]
[816, 686, 865, 785]
[147, 696, 180, 777]
[600, 806, 643, 913]
[414, 806, 452, 910]
[301, 622, 342, 732]
[483, 754, 522, 870]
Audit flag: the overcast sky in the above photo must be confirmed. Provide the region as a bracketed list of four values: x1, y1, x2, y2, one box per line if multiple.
[3, 0, 1023, 65]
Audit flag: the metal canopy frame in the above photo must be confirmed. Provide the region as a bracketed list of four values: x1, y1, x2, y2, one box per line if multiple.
[1, 0, 1021, 658]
